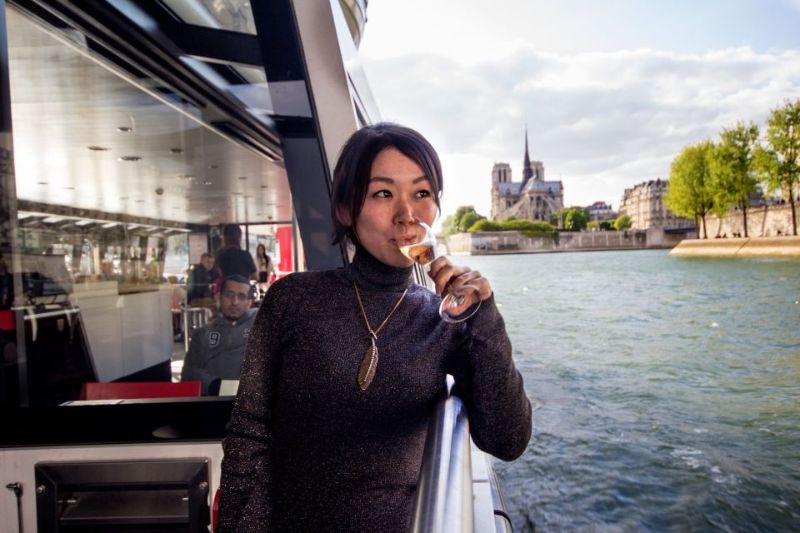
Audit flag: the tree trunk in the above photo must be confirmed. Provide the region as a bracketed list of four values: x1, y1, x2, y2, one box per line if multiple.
[741, 202, 748, 238]
[694, 215, 700, 239]
[791, 196, 798, 236]
[701, 214, 708, 239]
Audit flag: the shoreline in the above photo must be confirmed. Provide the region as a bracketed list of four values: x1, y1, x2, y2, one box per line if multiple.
[670, 236, 800, 257]
[451, 246, 672, 256]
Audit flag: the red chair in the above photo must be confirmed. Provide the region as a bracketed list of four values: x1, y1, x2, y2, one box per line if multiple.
[212, 488, 220, 532]
[79, 381, 202, 400]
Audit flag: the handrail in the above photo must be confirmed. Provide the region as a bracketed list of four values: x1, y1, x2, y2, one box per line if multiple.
[410, 377, 473, 533]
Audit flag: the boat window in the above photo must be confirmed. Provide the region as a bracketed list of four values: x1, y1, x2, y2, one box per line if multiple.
[1, 6, 295, 408]
[160, 0, 257, 35]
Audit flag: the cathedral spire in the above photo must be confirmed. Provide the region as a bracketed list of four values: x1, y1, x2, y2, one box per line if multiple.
[522, 125, 533, 184]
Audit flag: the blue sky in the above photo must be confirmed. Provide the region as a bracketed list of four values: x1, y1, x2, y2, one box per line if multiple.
[358, 0, 800, 218]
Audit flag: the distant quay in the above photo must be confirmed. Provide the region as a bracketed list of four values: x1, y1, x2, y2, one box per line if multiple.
[445, 228, 688, 256]
[670, 236, 800, 257]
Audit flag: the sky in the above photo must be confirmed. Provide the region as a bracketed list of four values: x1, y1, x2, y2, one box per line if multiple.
[357, 0, 800, 219]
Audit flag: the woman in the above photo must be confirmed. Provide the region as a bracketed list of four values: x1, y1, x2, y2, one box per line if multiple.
[254, 243, 275, 296]
[218, 123, 531, 532]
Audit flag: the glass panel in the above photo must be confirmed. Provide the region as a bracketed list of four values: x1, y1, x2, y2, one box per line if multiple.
[180, 57, 273, 121]
[161, 0, 256, 35]
[2, 7, 294, 406]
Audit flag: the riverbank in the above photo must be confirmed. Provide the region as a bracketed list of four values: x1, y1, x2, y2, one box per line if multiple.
[670, 236, 800, 257]
[445, 227, 689, 255]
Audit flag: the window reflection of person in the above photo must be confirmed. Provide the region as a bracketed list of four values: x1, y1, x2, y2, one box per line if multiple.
[254, 243, 274, 296]
[187, 253, 218, 311]
[0, 253, 13, 310]
[180, 275, 256, 395]
[217, 123, 532, 532]
[216, 225, 257, 281]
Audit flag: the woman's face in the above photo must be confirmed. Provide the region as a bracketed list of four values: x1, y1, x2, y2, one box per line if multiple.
[349, 147, 438, 268]
[257, 244, 265, 256]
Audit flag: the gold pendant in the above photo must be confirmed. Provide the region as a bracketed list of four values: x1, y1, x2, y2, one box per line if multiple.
[357, 337, 378, 391]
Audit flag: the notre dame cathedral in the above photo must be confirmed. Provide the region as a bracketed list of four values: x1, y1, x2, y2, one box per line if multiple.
[490, 130, 564, 221]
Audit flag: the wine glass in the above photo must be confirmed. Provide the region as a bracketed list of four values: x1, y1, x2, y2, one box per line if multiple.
[398, 222, 481, 323]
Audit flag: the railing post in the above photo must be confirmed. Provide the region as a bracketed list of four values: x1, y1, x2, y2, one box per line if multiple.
[410, 380, 473, 533]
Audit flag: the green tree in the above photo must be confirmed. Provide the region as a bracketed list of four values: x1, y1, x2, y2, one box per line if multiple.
[460, 211, 485, 231]
[587, 221, 600, 230]
[754, 99, 800, 235]
[664, 140, 715, 239]
[613, 214, 632, 230]
[467, 219, 501, 232]
[550, 207, 589, 231]
[709, 121, 760, 237]
[448, 206, 487, 232]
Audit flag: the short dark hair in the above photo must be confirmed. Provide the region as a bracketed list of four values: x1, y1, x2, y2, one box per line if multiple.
[220, 274, 251, 295]
[222, 224, 242, 244]
[201, 252, 213, 260]
[331, 123, 443, 245]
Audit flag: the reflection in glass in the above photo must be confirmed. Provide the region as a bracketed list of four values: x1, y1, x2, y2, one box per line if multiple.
[1, 7, 294, 406]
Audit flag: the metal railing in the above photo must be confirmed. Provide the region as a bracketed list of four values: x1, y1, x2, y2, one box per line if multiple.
[410, 377, 473, 533]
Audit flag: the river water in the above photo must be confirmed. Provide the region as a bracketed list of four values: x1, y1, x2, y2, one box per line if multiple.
[464, 249, 800, 532]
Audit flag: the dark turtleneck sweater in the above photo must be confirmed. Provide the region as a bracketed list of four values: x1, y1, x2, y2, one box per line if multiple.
[218, 247, 531, 532]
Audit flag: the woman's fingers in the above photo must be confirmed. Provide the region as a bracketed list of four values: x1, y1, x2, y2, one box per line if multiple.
[428, 258, 493, 301]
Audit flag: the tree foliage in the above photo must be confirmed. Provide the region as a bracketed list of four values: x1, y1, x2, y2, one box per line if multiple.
[665, 140, 715, 238]
[613, 214, 632, 231]
[754, 99, 800, 235]
[467, 218, 556, 237]
[445, 206, 487, 234]
[549, 207, 589, 231]
[708, 121, 760, 237]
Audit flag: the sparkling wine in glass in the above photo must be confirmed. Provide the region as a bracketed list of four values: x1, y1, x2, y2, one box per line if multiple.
[399, 222, 481, 323]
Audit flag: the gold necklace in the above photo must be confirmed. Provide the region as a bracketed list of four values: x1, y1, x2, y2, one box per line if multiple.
[353, 282, 408, 391]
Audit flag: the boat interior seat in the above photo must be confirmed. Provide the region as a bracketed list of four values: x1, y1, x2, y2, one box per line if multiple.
[79, 380, 202, 400]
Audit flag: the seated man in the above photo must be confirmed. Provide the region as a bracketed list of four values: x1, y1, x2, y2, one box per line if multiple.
[187, 252, 218, 311]
[180, 275, 256, 395]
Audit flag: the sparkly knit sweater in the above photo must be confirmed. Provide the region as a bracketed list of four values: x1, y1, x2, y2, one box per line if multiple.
[218, 247, 532, 532]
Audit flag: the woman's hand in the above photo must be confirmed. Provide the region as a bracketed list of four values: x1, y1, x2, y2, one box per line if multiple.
[427, 256, 493, 302]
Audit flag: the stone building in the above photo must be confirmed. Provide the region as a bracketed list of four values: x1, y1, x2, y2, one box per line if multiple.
[586, 201, 616, 222]
[491, 131, 564, 221]
[619, 178, 693, 229]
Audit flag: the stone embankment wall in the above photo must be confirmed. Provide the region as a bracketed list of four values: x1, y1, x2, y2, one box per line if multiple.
[707, 203, 797, 238]
[670, 236, 800, 257]
[447, 228, 687, 255]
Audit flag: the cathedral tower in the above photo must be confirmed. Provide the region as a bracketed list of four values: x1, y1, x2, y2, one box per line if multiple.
[522, 127, 533, 187]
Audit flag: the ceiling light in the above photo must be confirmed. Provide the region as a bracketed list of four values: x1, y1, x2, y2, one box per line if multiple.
[64, 186, 75, 190]
[88, 146, 110, 151]
[37, 181, 48, 185]
[238, 176, 248, 180]
[203, 181, 212, 186]
[170, 148, 183, 154]
[119, 156, 141, 162]
[117, 126, 133, 133]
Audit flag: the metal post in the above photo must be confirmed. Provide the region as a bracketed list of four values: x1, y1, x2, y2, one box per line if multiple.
[410, 382, 473, 533]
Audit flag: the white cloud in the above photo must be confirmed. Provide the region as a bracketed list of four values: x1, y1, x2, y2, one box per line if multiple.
[363, 46, 800, 215]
